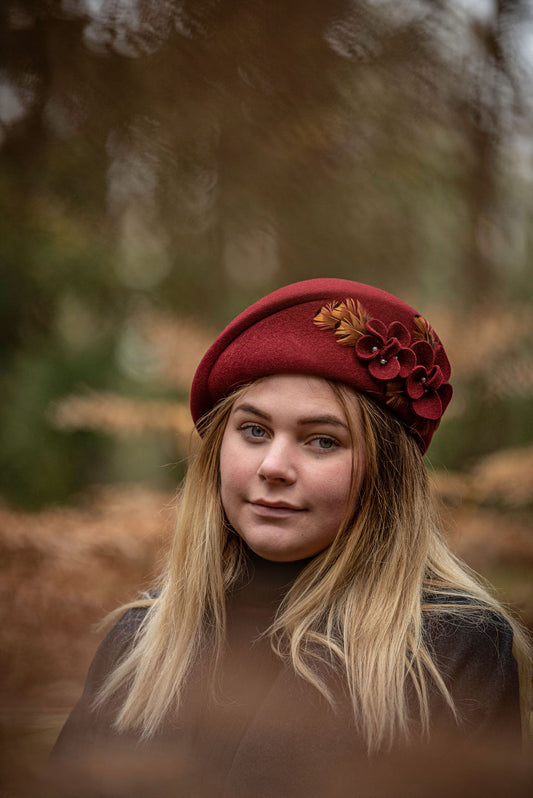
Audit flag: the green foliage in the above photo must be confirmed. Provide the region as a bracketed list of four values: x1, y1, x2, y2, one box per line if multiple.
[0, 347, 111, 507]
[430, 392, 533, 473]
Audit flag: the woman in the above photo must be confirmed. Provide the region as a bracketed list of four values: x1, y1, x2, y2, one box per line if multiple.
[52, 279, 530, 797]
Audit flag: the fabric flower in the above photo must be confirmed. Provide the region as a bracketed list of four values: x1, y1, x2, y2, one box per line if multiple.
[355, 319, 416, 380]
[406, 341, 452, 420]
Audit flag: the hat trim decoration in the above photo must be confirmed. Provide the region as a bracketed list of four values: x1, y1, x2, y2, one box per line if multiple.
[313, 298, 452, 437]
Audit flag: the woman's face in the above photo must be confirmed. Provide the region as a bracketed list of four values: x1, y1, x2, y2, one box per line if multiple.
[219, 374, 365, 562]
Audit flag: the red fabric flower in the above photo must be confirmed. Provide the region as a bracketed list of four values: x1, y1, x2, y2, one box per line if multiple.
[406, 341, 452, 420]
[355, 319, 415, 380]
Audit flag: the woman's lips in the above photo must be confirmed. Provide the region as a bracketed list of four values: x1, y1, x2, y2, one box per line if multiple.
[249, 500, 306, 518]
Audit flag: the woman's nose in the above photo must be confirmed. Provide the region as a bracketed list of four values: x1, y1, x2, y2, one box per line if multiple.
[257, 439, 297, 484]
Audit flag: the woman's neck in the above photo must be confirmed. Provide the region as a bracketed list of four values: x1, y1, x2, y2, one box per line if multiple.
[230, 544, 312, 609]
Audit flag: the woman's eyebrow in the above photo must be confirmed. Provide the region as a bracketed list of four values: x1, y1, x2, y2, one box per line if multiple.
[232, 404, 348, 429]
[232, 403, 270, 420]
[297, 415, 348, 429]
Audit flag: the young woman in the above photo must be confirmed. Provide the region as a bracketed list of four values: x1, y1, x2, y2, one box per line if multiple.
[52, 279, 530, 797]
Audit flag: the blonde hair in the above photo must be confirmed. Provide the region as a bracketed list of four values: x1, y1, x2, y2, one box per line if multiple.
[96, 381, 531, 752]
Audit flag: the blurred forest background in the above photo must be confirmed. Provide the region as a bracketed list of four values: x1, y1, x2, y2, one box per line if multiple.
[1, 0, 533, 794]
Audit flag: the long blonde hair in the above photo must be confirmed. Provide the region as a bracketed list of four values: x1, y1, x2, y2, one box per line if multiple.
[96, 381, 531, 751]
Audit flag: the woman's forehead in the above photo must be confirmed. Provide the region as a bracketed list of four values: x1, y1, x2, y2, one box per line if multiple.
[233, 374, 361, 425]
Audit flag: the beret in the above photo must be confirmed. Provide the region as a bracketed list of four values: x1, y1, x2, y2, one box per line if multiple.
[190, 278, 452, 453]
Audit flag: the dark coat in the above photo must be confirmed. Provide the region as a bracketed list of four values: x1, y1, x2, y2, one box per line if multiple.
[51, 555, 522, 798]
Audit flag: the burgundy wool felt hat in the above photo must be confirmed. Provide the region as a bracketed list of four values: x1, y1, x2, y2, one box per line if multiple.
[190, 278, 452, 453]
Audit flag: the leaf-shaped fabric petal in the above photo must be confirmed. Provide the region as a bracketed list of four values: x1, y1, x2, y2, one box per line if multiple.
[397, 348, 416, 378]
[425, 365, 444, 391]
[412, 340, 435, 370]
[356, 334, 382, 360]
[388, 321, 411, 347]
[364, 318, 387, 341]
[406, 366, 427, 399]
[438, 382, 453, 408]
[412, 392, 443, 419]
[433, 344, 451, 382]
[368, 356, 401, 380]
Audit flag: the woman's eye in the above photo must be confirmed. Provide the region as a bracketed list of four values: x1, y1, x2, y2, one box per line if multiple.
[240, 423, 267, 440]
[311, 436, 339, 451]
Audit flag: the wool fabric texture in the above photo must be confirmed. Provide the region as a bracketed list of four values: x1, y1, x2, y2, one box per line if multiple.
[190, 278, 452, 453]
